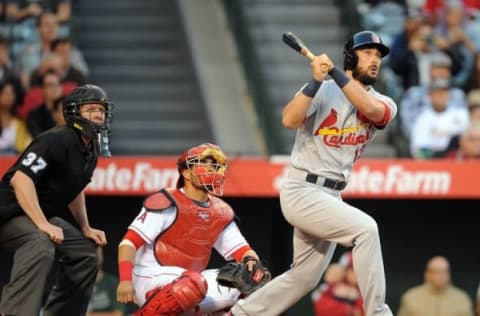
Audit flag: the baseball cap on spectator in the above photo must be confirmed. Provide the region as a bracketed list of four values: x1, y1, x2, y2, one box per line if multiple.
[430, 52, 452, 68]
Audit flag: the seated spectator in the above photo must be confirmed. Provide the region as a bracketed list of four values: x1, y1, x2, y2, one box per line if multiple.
[388, 7, 425, 68]
[311, 251, 364, 316]
[438, 88, 480, 154]
[390, 17, 437, 90]
[51, 38, 86, 85]
[15, 12, 87, 89]
[444, 123, 480, 159]
[390, 15, 465, 91]
[433, 3, 476, 87]
[410, 77, 469, 158]
[26, 71, 63, 137]
[400, 51, 467, 139]
[0, 80, 31, 154]
[86, 247, 126, 316]
[7, 0, 72, 43]
[397, 256, 473, 316]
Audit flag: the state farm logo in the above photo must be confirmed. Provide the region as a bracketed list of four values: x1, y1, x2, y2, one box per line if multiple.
[315, 109, 370, 148]
[88, 162, 177, 192]
[345, 165, 451, 195]
[273, 164, 452, 195]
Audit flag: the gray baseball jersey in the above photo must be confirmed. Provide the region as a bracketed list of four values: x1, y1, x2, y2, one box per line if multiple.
[231, 79, 397, 316]
[291, 79, 397, 181]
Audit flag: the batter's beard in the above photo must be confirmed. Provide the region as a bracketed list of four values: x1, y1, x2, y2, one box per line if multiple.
[352, 68, 377, 85]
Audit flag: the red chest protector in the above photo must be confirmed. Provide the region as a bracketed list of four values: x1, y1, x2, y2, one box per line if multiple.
[144, 189, 234, 271]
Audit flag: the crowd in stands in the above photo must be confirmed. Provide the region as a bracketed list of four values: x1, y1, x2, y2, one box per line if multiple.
[312, 252, 479, 316]
[0, 0, 87, 155]
[362, 0, 480, 159]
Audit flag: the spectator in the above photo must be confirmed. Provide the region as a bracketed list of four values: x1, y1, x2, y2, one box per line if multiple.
[26, 71, 63, 137]
[311, 252, 364, 316]
[397, 256, 473, 316]
[0, 80, 30, 154]
[388, 7, 425, 68]
[15, 12, 87, 89]
[390, 18, 437, 90]
[86, 247, 126, 316]
[410, 77, 469, 158]
[400, 51, 467, 139]
[433, 3, 476, 87]
[444, 122, 480, 159]
[436, 88, 480, 155]
[51, 38, 86, 85]
[6, 0, 71, 39]
[390, 16, 464, 91]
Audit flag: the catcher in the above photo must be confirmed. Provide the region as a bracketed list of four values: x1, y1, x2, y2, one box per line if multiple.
[116, 143, 270, 315]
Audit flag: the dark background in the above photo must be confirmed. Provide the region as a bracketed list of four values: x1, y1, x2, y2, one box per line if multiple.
[1, 196, 479, 315]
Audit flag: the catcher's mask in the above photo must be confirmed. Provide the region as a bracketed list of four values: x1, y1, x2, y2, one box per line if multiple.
[343, 31, 389, 70]
[63, 84, 115, 156]
[176, 143, 227, 196]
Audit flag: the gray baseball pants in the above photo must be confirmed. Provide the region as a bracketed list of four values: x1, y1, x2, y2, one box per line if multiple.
[0, 215, 99, 316]
[231, 169, 393, 316]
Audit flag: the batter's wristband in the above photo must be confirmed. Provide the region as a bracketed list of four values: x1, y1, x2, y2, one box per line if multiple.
[119, 260, 133, 281]
[301, 78, 322, 98]
[329, 66, 351, 88]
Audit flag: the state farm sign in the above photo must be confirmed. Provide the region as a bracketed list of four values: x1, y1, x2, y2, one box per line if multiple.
[90, 162, 178, 192]
[0, 156, 478, 198]
[345, 165, 451, 196]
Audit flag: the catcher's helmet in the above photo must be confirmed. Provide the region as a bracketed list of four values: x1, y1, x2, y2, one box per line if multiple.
[343, 31, 389, 70]
[176, 143, 227, 196]
[63, 84, 115, 156]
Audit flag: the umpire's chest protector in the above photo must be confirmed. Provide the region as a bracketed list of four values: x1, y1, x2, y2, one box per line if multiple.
[151, 189, 234, 271]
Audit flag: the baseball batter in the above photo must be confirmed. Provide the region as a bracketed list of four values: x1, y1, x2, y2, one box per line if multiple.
[230, 31, 397, 316]
[116, 143, 264, 315]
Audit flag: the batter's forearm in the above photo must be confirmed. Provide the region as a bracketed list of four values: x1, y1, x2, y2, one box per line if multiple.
[10, 171, 49, 227]
[342, 83, 385, 122]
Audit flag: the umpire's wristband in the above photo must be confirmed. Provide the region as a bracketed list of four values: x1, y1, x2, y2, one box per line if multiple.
[301, 78, 322, 98]
[329, 66, 351, 88]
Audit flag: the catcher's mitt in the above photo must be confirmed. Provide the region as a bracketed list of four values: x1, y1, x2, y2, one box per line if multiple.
[216, 256, 271, 295]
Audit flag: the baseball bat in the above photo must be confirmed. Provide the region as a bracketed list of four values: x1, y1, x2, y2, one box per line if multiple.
[282, 32, 329, 73]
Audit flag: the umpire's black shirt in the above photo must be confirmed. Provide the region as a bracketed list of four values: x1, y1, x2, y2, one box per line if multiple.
[0, 126, 98, 224]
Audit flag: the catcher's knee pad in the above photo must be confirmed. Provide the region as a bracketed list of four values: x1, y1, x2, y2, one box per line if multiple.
[134, 270, 208, 316]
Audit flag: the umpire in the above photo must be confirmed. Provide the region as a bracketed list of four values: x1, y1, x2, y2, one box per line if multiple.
[0, 84, 115, 316]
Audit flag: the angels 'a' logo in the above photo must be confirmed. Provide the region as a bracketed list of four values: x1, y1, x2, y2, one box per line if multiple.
[197, 211, 210, 222]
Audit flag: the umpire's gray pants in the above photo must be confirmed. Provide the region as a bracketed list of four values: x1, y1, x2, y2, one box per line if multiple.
[231, 177, 393, 316]
[0, 215, 99, 316]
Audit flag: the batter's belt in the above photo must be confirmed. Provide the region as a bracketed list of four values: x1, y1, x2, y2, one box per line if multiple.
[288, 166, 347, 191]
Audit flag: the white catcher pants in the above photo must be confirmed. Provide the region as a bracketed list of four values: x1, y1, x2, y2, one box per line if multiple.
[231, 170, 393, 316]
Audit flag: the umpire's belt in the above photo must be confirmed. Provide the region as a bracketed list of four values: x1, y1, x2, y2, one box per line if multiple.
[289, 167, 347, 191]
